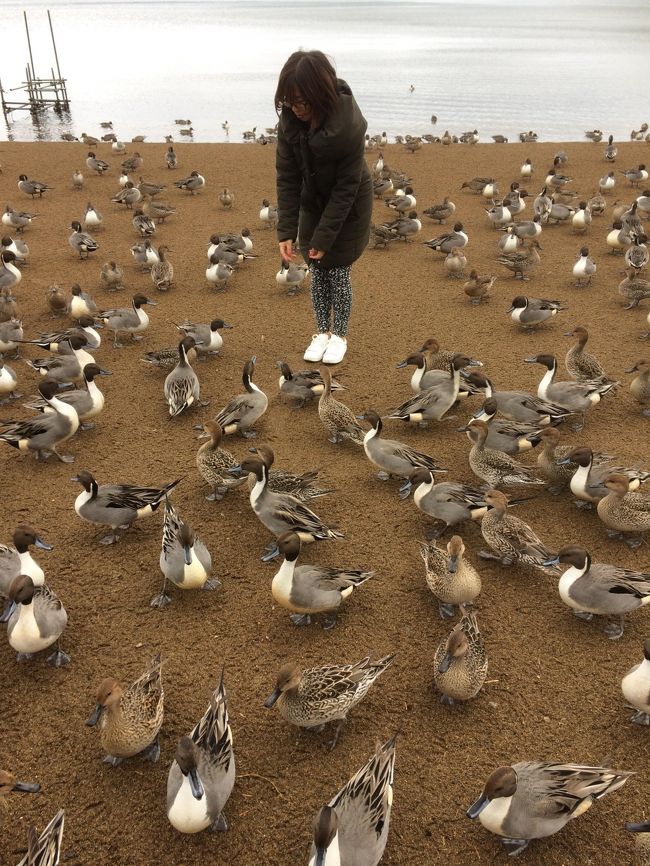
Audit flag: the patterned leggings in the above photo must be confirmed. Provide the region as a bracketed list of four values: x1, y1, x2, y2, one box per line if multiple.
[310, 264, 353, 337]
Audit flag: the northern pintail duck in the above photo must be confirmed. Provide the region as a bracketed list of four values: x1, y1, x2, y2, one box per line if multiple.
[73, 470, 180, 545]
[600, 170, 616, 193]
[318, 366, 364, 444]
[461, 177, 493, 194]
[137, 177, 165, 198]
[237, 452, 343, 560]
[309, 735, 396, 865]
[259, 199, 278, 228]
[0, 357, 18, 402]
[131, 240, 159, 271]
[86, 654, 164, 765]
[141, 342, 197, 370]
[26, 334, 95, 384]
[420, 534, 481, 618]
[585, 129, 603, 142]
[196, 421, 247, 501]
[164, 338, 200, 417]
[386, 186, 416, 216]
[481, 180, 499, 203]
[28, 315, 102, 352]
[99, 293, 156, 347]
[7, 575, 69, 666]
[213, 356, 267, 437]
[386, 354, 474, 426]
[246, 443, 335, 502]
[520, 158, 533, 177]
[410, 468, 488, 538]
[276, 260, 309, 294]
[533, 187, 552, 220]
[485, 202, 512, 229]
[587, 191, 606, 215]
[69, 283, 98, 318]
[15, 808, 65, 866]
[121, 152, 143, 172]
[622, 164, 648, 187]
[604, 135, 618, 161]
[24, 363, 111, 430]
[423, 196, 456, 223]
[507, 294, 562, 329]
[444, 247, 467, 278]
[167, 673, 235, 834]
[622, 639, 650, 725]
[373, 177, 393, 198]
[0, 768, 41, 798]
[1, 234, 29, 264]
[399, 338, 461, 375]
[564, 326, 614, 383]
[524, 354, 616, 429]
[68, 221, 98, 260]
[625, 233, 649, 274]
[606, 219, 631, 253]
[165, 146, 178, 169]
[152, 500, 215, 608]
[72, 168, 83, 190]
[361, 409, 445, 497]
[534, 427, 594, 493]
[174, 170, 205, 194]
[637, 189, 650, 215]
[492, 134, 508, 143]
[572, 246, 596, 286]
[380, 210, 421, 240]
[544, 544, 650, 639]
[497, 239, 542, 279]
[151, 245, 173, 291]
[86, 151, 109, 174]
[0, 380, 79, 462]
[83, 202, 102, 232]
[2, 204, 37, 233]
[503, 182, 526, 215]
[142, 195, 176, 223]
[468, 399, 543, 454]
[206, 256, 234, 290]
[467, 761, 631, 856]
[277, 361, 343, 407]
[100, 260, 124, 291]
[422, 222, 468, 253]
[571, 201, 592, 233]
[174, 318, 230, 357]
[111, 181, 141, 209]
[465, 371, 572, 426]
[597, 473, 650, 548]
[0, 524, 52, 620]
[479, 489, 557, 571]
[264, 655, 394, 749]
[272, 531, 373, 628]
[132, 208, 156, 237]
[463, 420, 543, 488]
[627, 359, 650, 415]
[17, 174, 52, 198]
[434, 609, 487, 704]
[463, 270, 496, 304]
[0, 250, 22, 290]
[0, 317, 23, 355]
[0, 286, 18, 321]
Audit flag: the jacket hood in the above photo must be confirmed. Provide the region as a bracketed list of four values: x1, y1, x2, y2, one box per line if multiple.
[279, 78, 367, 156]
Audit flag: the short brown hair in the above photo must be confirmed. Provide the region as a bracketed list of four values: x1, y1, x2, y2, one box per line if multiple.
[275, 50, 339, 126]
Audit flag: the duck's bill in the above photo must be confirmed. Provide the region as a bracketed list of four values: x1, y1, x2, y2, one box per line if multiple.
[12, 780, 40, 793]
[183, 545, 192, 566]
[395, 360, 408, 369]
[626, 822, 650, 833]
[86, 702, 103, 726]
[447, 556, 458, 574]
[313, 848, 327, 866]
[466, 793, 490, 819]
[35, 536, 53, 550]
[264, 688, 282, 708]
[523, 357, 538, 363]
[228, 466, 244, 476]
[98, 369, 112, 376]
[543, 555, 560, 567]
[466, 358, 483, 367]
[189, 767, 204, 800]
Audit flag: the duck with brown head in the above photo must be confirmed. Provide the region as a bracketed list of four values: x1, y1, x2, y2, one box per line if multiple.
[213, 356, 267, 437]
[434, 609, 487, 704]
[479, 489, 558, 572]
[6, 574, 69, 666]
[0, 379, 79, 462]
[597, 473, 650, 548]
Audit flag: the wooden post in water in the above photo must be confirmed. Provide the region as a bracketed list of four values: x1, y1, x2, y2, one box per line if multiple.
[23, 11, 37, 81]
[47, 9, 69, 109]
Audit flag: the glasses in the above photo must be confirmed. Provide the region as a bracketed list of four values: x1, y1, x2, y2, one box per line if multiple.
[283, 97, 310, 110]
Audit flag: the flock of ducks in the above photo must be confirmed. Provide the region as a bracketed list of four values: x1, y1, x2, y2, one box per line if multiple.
[2, 125, 650, 865]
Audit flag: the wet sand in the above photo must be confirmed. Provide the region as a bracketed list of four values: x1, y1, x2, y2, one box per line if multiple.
[1, 138, 650, 865]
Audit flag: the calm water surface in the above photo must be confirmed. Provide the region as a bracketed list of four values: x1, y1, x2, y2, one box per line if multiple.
[1, 0, 649, 142]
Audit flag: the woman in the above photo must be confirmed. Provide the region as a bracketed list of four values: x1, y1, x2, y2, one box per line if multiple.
[275, 51, 373, 364]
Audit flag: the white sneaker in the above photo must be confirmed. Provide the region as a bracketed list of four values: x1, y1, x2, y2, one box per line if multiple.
[303, 333, 330, 362]
[322, 334, 347, 364]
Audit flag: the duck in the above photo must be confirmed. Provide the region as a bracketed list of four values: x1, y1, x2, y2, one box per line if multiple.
[272, 531, 373, 628]
[604, 134, 618, 161]
[606, 219, 631, 253]
[485, 202, 512, 229]
[520, 158, 533, 177]
[534, 427, 591, 494]
[481, 180, 499, 202]
[151, 245, 174, 291]
[206, 256, 234, 291]
[167, 673, 235, 834]
[410, 468, 488, 538]
[318, 366, 364, 444]
[174, 318, 230, 358]
[544, 544, 650, 639]
[142, 195, 176, 223]
[68, 221, 98, 260]
[276, 260, 309, 294]
[463, 271, 496, 304]
[462, 420, 543, 488]
[174, 170, 205, 194]
[141, 343, 196, 371]
[507, 295, 562, 330]
[137, 177, 165, 198]
[626, 820, 650, 865]
[625, 234, 649, 274]
[380, 210, 421, 240]
[98, 292, 156, 347]
[309, 735, 396, 866]
[259, 199, 278, 228]
[152, 500, 215, 608]
[422, 222, 468, 253]
[165, 146, 178, 169]
[533, 187, 552, 220]
[497, 240, 542, 280]
[26, 334, 95, 384]
[385, 354, 474, 426]
[571, 201, 592, 233]
[572, 246, 596, 286]
[0, 380, 79, 463]
[0, 357, 18, 403]
[434, 609, 487, 704]
[386, 186, 416, 215]
[2, 205, 38, 234]
[83, 202, 103, 232]
[130, 240, 159, 271]
[622, 164, 649, 188]
[86, 655, 164, 766]
[361, 409, 445, 497]
[6, 575, 69, 666]
[524, 354, 616, 429]
[277, 361, 343, 407]
[585, 129, 603, 142]
[564, 326, 614, 383]
[0, 250, 21, 291]
[465, 371, 572, 426]
[621, 639, 650, 725]
[72, 470, 181, 545]
[213, 356, 267, 437]
[444, 247, 467, 278]
[111, 181, 142, 209]
[0, 317, 23, 355]
[100, 260, 124, 292]
[164, 338, 200, 417]
[461, 177, 493, 194]
[627, 359, 650, 415]
[69, 283, 98, 319]
[195, 421, 247, 501]
[467, 762, 631, 856]
[0, 524, 52, 620]
[479, 489, 557, 571]
[15, 808, 65, 866]
[121, 152, 143, 173]
[246, 443, 335, 503]
[588, 191, 606, 215]
[236, 452, 343, 560]
[264, 655, 394, 749]
[24, 363, 111, 430]
[420, 535, 481, 618]
[0, 286, 18, 321]
[423, 196, 456, 223]
[132, 208, 156, 237]
[85, 151, 109, 174]
[1, 234, 29, 264]
[597, 473, 650, 548]
[467, 399, 543, 454]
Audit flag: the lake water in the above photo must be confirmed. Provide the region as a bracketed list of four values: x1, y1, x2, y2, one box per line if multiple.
[1, 0, 649, 143]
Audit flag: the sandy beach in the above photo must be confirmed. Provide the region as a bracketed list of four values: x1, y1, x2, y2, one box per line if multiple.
[1, 137, 650, 865]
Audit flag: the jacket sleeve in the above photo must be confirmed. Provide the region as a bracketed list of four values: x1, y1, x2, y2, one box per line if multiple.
[309, 135, 365, 252]
[276, 128, 302, 242]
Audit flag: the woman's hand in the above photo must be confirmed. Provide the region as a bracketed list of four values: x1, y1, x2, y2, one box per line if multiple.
[279, 240, 295, 262]
[308, 248, 326, 260]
